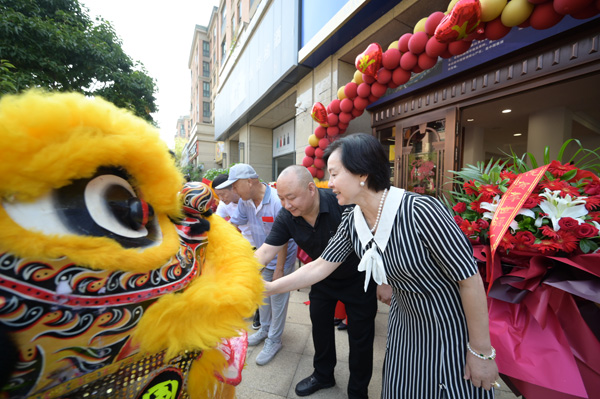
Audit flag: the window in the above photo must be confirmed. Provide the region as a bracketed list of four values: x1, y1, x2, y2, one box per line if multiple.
[202, 61, 209, 77]
[203, 81, 210, 98]
[221, 39, 226, 64]
[238, 1, 242, 24]
[231, 14, 235, 34]
[221, 5, 226, 35]
[203, 40, 209, 57]
[203, 102, 211, 118]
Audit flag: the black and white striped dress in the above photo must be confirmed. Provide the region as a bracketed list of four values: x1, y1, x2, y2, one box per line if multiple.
[321, 188, 494, 399]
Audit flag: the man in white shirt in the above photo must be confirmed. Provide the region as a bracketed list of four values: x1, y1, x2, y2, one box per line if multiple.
[216, 164, 297, 366]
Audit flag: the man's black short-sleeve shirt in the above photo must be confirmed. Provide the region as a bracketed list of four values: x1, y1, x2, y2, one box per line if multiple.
[266, 188, 360, 280]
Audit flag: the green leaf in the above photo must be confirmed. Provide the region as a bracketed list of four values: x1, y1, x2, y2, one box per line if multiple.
[560, 169, 578, 181]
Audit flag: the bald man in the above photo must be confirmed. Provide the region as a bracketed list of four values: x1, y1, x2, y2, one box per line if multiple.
[255, 165, 380, 399]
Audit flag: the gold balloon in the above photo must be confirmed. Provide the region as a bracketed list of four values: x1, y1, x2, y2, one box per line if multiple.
[480, 0, 508, 22]
[413, 17, 427, 34]
[388, 41, 399, 50]
[308, 134, 319, 147]
[501, 0, 534, 27]
[337, 86, 346, 100]
[353, 70, 364, 85]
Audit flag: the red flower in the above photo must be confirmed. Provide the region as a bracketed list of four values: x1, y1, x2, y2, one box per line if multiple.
[547, 160, 577, 178]
[584, 182, 600, 196]
[464, 180, 478, 195]
[574, 223, 599, 239]
[554, 230, 579, 253]
[540, 180, 580, 198]
[452, 202, 467, 213]
[540, 225, 559, 238]
[584, 195, 600, 211]
[459, 219, 479, 236]
[500, 170, 517, 184]
[498, 233, 517, 251]
[474, 219, 489, 231]
[469, 200, 486, 214]
[454, 215, 464, 225]
[558, 217, 579, 231]
[522, 195, 542, 209]
[478, 184, 502, 202]
[573, 168, 600, 183]
[534, 239, 560, 254]
[588, 211, 600, 223]
[515, 231, 536, 245]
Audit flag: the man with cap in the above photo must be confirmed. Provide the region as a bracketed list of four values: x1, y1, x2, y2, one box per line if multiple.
[215, 163, 297, 366]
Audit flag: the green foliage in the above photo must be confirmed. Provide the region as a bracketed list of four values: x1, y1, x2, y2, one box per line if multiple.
[172, 137, 187, 166]
[0, 59, 17, 94]
[0, 0, 158, 123]
[203, 167, 231, 181]
[182, 163, 205, 182]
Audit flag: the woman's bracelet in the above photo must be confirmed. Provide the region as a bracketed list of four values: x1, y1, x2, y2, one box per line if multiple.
[466, 342, 496, 360]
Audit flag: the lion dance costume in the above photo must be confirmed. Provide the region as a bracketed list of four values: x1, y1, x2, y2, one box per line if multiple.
[0, 91, 264, 399]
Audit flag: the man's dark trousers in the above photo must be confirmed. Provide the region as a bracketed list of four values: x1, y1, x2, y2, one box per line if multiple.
[309, 272, 377, 399]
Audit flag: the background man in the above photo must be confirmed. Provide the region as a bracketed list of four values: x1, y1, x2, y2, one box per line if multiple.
[254, 165, 381, 398]
[216, 164, 297, 366]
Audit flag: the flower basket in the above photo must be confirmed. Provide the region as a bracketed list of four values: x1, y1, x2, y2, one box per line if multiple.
[446, 140, 600, 399]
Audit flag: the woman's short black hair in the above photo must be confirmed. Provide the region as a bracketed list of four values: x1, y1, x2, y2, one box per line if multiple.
[211, 173, 229, 189]
[323, 133, 390, 191]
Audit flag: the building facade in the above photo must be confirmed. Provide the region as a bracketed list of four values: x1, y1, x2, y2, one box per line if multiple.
[206, 0, 599, 187]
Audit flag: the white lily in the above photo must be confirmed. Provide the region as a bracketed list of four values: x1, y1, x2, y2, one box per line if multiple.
[480, 195, 536, 232]
[537, 189, 588, 231]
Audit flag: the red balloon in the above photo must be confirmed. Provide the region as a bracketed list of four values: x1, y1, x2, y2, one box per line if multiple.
[308, 166, 317, 177]
[329, 99, 341, 114]
[398, 33, 412, 53]
[435, 0, 482, 43]
[344, 82, 358, 99]
[327, 113, 338, 127]
[302, 156, 314, 168]
[362, 73, 376, 84]
[418, 52, 438, 70]
[425, 11, 446, 36]
[382, 48, 401, 69]
[530, 2, 565, 29]
[311, 102, 328, 127]
[315, 148, 325, 159]
[371, 82, 387, 98]
[440, 48, 454, 59]
[527, 0, 551, 4]
[338, 122, 349, 130]
[368, 94, 380, 103]
[448, 40, 472, 56]
[400, 52, 418, 70]
[315, 125, 327, 139]
[376, 68, 392, 85]
[316, 169, 325, 179]
[392, 67, 411, 85]
[357, 82, 372, 98]
[354, 96, 369, 111]
[571, 2, 600, 18]
[313, 158, 326, 169]
[327, 126, 340, 136]
[305, 145, 316, 157]
[355, 43, 383, 78]
[318, 138, 329, 150]
[340, 98, 354, 113]
[426, 37, 449, 58]
[553, 0, 593, 14]
[408, 31, 429, 55]
[412, 65, 424, 74]
[352, 108, 364, 117]
[484, 17, 511, 40]
[339, 111, 353, 124]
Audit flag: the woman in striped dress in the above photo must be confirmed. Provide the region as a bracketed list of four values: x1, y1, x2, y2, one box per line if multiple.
[265, 133, 498, 398]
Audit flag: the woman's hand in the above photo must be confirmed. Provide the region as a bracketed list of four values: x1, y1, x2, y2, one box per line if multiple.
[464, 352, 499, 390]
[376, 284, 392, 305]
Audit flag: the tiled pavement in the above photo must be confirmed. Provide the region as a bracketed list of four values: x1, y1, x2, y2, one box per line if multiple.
[235, 287, 519, 399]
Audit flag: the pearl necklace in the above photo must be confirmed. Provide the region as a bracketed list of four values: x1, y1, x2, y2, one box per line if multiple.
[370, 188, 388, 233]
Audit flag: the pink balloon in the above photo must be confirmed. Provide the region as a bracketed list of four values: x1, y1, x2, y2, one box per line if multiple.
[352, 108, 364, 118]
[354, 96, 369, 111]
[338, 122, 349, 130]
[418, 52, 438, 70]
[315, 148, 325, 158]
[425, 37, 448, 58]
[318, 138, 329, 150]
[382, 48, 401, 69]
[314, 158, 326, 169]
[329, 99, 341, 114]
[485, 17, 511, 40]
[344, 82, 358, 99]
[530, 2, 565, 29]
[305, 145, 316, 157]
[392, 67, 411, 86]
[315, 125, 327, 139]
[368, 94, 380, 103]
[339, 112, 353, 124]
[408, 31, 429, 55]
[327, 126, 340, 136]
[340, 98, 354, 113]
[316, 169, 325, 179]
[327, 113, 339, 127]
[302, 156, 314, 168]
[308, 166, 317, 177]
[448, 40, 472, 56]
[376, 68, 392, 85]
[425, 11, 446, 36]
[400, 52, 418, 70]
[357, 82, 371, 98]
[371, 82, 387, 98]
[398, 33, 412, 53]
[362, 74, 376, 84]
[553, 0, 593, 14]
